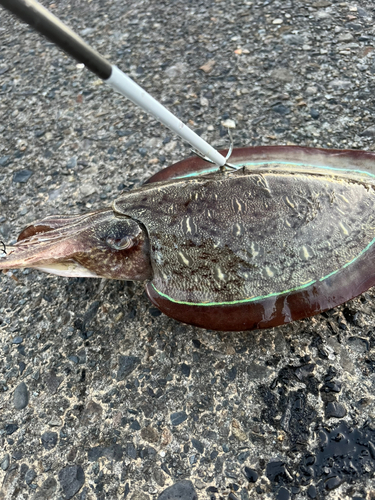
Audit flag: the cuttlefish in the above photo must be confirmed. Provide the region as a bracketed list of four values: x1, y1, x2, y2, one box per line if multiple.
[2, 146, 375, 331]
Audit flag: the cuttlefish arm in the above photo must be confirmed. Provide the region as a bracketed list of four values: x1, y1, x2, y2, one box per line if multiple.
[0, 209, 152, 280]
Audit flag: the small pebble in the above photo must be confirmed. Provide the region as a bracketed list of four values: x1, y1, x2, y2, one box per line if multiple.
[117, 355, 140, 381]
[66, 157, 77, 168]
[12, 170, 33, 183]
[1, 454, 10, 471]
[199, 60, 215, 73]
[272, 104, 290, 115]
[13, 382, 29, 410]
[306, 86, 318, 95]
[337, 33, 354, 42]
[221, 119, 236, 129]
[276, 487, 290, 500]
[325, 402, 347, 418]
[25, 468, 37, 485]
[324, 476, 343, 491]
[5, 423, 18, 435]
[18, 361, 26, 375]
[68, 355, 79, 364]
[48, 416, 62, 427]
[58, 465, 85, 500]
[170, 411, 188, 426]
[0, 156, 11, 167]
[307, 485, 317, 499]
[158, 480, 197, 500]
[41, 431, 58, 450]
[361, 126, 375, 137]
[180, 363, 191, 377]
[191, 438, 204, 454]
[243, 467, 258, 483]
[12, 450, 23, 461]
[138, 147, 148, 156]
[130, 420, 141, 430]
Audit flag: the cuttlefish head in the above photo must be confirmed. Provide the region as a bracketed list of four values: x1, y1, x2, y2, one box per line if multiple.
[0, 209, 152, 280]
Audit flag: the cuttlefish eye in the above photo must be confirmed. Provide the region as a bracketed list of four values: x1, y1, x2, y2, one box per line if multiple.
[101, 217, 142, 251]
[106, 235, 135, 250]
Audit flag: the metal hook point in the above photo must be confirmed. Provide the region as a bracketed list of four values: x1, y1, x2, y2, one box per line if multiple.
[0, 241, 7, 256]
[192, 126, 237, 171]
[222, 127, 236, 171]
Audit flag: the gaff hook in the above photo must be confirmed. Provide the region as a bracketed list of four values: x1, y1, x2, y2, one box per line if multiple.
[191, 128, 237, 171]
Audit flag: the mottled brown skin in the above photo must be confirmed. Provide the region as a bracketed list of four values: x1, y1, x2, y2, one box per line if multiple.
[145, 248, 375, 331]
[117, 163, 375, 330]
[7, 210, 152, 281]
[2, 146, 375, 331]
[116, 169, 375, 302]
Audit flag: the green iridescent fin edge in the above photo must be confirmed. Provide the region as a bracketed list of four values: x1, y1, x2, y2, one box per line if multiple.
[151, 235, 375, 307]
[174, 161, 375, 180]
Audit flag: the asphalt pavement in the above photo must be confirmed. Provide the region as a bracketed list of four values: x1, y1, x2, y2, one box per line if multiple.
[0, 0, 375, 499]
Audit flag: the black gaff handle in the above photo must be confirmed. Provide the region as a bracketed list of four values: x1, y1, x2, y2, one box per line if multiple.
[0, 0, 112, 79]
